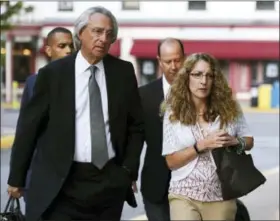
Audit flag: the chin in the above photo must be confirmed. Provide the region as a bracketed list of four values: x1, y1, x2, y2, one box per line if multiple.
[193, 94, 209, 100]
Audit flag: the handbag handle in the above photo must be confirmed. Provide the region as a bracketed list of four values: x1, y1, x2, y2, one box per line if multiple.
[3, 196, 21, 214]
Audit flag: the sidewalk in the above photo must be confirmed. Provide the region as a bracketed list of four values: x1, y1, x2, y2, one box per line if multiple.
[1, 127, 15, 149]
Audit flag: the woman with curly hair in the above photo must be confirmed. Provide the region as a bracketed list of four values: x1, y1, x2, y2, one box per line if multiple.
[162, 53, 254, 220]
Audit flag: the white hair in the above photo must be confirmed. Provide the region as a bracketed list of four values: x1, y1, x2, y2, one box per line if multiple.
[73, 6, 118, 50]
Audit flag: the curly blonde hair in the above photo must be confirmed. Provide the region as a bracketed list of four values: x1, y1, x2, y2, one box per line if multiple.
[164, 53, 241, 128]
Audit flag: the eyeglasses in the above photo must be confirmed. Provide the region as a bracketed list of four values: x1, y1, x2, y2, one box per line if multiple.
[190, 72, 214, 80]
[90, 27, 114, 40]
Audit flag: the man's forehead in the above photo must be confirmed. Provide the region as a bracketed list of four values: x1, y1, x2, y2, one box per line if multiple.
[160, 53, 183, 61]
[50, 32, 73, 44]
[88, 13, 113, 27]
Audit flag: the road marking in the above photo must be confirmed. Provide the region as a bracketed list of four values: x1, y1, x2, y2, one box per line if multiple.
[130, 214, 148, 220]
[130, 167, 279, 221]
[262, 167, 279, 177]
[0, 135, 14, 149]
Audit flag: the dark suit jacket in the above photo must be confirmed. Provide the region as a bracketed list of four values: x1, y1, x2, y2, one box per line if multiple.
[8, 52, 144, 221]
[18, 74, 37, 198]
[139, 78, 171, 203]
[21, 75, 37, 105]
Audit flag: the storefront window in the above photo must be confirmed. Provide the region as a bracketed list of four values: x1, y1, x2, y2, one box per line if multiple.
[138, 59, 158, 86]
[13, 42, 33, 84]
[263, 61, 279, 84]
[0, 39, 5, 86]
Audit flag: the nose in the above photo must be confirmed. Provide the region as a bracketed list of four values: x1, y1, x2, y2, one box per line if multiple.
[65, 45, 72, 54]
[200, 75, 207, 84]
[99, 32, 109, 43]
[171, 61, 176, 70]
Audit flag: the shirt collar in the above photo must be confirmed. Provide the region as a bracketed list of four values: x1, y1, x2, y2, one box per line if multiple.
[75, 50, 104, 75]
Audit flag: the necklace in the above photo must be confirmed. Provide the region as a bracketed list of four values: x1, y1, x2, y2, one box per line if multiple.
[197, 122, 209, 137]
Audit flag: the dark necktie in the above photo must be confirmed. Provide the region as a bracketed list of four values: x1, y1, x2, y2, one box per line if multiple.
[88, 65, 109, 169]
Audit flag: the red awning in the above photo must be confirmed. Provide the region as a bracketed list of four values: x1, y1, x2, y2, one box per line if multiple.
[109, 39, 121, 57]
[130, 39, 279, 60]
[39, 39, 121, 57]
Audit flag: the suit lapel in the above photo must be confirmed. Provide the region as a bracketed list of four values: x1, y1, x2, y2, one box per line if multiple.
[59, 53, 77, 152]
[153, 78, 164, 117]
[103, 55, 120, 120]
[62, 53, 76, 116]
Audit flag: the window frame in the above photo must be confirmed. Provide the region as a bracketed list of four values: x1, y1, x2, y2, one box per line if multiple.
[188, 1, 207, 10]
[58, 1, 73, 12]
[256, 1, 275, 10]
[122, 0, 140, 10]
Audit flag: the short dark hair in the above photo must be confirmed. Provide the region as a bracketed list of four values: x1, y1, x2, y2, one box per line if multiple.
[157, 38, 185, 57]
[46, 27, 72, 45]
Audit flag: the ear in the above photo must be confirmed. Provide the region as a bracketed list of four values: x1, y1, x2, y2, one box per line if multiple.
[157, 55, 161, 64]
[78, 27, 86, 41]
[157, 55, 163, 68]
[45, 45, 52, 58]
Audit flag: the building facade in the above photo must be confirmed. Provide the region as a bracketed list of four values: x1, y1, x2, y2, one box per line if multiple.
[1, 1, 279, 103]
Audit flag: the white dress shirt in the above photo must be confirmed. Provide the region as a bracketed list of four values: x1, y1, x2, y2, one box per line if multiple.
[162, 73, 170, 99]
[74, 51, 115, 162]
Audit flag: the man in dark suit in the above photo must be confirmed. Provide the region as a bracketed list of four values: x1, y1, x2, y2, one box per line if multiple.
[22, 27, 73, 102]
[8, 6, 144, 221]
[140, 38, 185, 221]
[19, 27, 74, 202]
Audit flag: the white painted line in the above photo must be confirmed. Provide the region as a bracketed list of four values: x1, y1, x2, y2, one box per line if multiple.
[276, 209, 279, 220]
[262, 167, 279, 177]
[130, 214, 148, 220]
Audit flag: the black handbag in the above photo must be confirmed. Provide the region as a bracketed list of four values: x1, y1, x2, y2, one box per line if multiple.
[0, 196, 25, 221]
[235, 199, 251, 221]
[212, 148, 266, 200]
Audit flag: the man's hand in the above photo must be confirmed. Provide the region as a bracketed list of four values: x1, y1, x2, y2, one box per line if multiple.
[7, 185, 23, 198]
[132, 181, 138, 193]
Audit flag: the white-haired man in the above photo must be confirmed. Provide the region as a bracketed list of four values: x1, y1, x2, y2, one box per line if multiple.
[8, 6, 144, 221]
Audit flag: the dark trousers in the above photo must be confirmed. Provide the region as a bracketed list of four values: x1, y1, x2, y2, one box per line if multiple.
[143, 197, 170, 221]
[42, 161, 130, 221]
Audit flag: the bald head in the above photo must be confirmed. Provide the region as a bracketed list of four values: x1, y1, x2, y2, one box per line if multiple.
[157, 38, 185, 84]
[157, 38, 185, 57]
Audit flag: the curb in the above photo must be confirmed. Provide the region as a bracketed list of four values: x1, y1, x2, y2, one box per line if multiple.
[242, 107, 279, 114]
[1, 135, 14, 149]
[1, 108, 279, 114]
[0, 108, 278, 149]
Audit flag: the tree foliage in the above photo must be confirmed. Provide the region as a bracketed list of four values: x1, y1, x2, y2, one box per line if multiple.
[0, 1, 34, 31]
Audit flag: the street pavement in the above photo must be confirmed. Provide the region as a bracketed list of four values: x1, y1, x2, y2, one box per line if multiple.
[1, 109, 279, 219]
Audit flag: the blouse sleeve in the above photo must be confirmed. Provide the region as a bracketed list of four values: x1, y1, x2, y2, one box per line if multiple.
[162, 109, 185, 156]
[235, 112, 253, 137]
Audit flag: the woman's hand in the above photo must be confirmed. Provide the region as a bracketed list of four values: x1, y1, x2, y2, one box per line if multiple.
[197, 130, 238, 151]
[221, 134, 239, 147]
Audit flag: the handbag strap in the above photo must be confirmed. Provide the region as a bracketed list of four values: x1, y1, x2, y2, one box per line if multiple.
[3, 196, 13, 213]
[3, 196, 21, 213]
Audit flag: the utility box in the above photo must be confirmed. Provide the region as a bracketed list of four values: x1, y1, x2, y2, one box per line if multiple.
[258, 84, 272, 109]
[271, 81, 279, 108]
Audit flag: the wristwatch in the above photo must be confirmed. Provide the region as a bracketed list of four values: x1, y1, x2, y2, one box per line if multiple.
[236, 137, 246, 154]
[193, 142, 201, 154]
